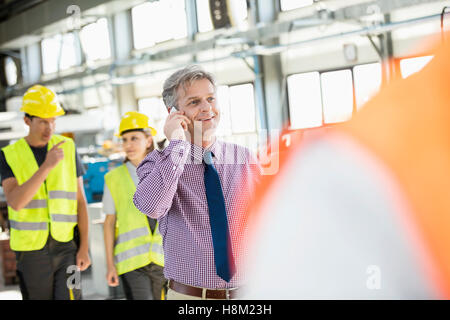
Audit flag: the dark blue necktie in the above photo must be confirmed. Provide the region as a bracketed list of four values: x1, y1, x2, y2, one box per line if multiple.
[203, 150, 235, 282]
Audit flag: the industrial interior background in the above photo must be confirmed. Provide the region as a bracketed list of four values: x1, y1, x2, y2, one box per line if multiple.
[0, 0, 448, 299]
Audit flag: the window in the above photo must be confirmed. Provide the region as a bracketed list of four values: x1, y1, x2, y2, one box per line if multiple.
[287, 72, 323, 129]
[228, 0, 248, 27]
[216, 83, 258, 152]
[132, 0, 187, 50]
[288, 63, 382, 128]
[229, 83, 256, 133]
[82, 85, 114, 108]
[196, 0, 213, 33]
[138, 97, 168, 141]
[400, 56, 433, 79]
[41, 33, 78, 74]
[320, 70, 354, 123]
[79, 18, 111, 62]
[353, 63, 382, 110]
[280, 0, 313, 11]
[216, 83, 257, 136]
[4, 57, 18, 86]
[216, 85, 233, 137]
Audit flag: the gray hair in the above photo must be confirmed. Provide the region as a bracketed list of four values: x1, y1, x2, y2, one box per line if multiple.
[162, 65, 216, 110]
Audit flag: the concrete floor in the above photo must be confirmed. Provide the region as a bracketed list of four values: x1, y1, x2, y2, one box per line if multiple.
[0, 284, 112, 300]
[0, 284, 22, 300]
[0, 281, 112, 300]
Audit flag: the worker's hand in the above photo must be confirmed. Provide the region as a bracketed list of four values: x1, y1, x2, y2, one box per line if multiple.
[76, 248, 91, 271]
[43, 140, 66, 169]
[164, 110, 191, 141]
[106, 266, 119, 287]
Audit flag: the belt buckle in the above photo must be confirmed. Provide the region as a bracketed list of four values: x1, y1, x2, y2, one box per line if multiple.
[225, 289, 230, 300]
[202, 288, 207, 300]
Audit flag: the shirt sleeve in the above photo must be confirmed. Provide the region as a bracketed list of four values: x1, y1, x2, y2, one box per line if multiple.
[0, 150, 15, 183]
[102, 183, 116, 215]
[133, 139, 191, 219]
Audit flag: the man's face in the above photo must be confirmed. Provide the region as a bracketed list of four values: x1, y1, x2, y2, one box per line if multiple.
[25, 116, 56, 144]
[176, 78, 220, 139]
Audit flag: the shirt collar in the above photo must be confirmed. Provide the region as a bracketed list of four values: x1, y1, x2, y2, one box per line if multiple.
[188, 139, 223, 163]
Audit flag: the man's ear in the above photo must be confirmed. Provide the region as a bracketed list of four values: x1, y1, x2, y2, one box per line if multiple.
[24, 116, 31, 126]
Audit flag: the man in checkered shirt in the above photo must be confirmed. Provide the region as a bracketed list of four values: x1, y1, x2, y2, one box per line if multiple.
[133, 65, 260, 300]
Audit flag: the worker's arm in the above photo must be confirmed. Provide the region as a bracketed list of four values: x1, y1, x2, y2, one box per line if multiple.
[133, 139, 190, 219]
[133, 111, 191, 219]
[103, 214, 119, 286]
[1, 141, 65, 211]
[75, 176, 91, 271]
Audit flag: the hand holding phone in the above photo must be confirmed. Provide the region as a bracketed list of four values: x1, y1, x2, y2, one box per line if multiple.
[164, 107, 191, 141]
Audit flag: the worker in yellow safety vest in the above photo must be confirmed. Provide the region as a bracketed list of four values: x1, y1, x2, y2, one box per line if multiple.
[0, 85, 91, 300]
[103, 111, 166, 300]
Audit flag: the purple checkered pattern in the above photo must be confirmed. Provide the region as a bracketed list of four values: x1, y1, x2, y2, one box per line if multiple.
[133, 139, 260, 289]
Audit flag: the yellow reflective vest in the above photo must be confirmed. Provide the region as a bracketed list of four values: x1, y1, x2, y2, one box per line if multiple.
[104, 164, 164, 275]
[2, 135, 78, 251]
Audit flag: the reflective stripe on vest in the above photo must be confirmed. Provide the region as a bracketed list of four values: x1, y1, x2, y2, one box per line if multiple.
[49, 191, 77, 200]
[2, 135, 78, 251]
[116, 227, 149, 245]
[51, 214, 78, 223]
[24, 199, 47, 209]
[151, 243, 163, 255]
[114, 243, 151, 264]
[9, 220, 48, 231]
[105, 164, 164, 275]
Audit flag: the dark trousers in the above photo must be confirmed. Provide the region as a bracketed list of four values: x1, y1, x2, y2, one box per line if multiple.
[15, 235, 82, 300]
[120, 263, 167, 300]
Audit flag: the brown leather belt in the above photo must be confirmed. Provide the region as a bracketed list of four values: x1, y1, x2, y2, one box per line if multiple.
[168, 280, 240, 300]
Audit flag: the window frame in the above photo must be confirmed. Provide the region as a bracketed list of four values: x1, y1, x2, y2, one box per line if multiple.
[79, 17, 112, 63]
[352, 62, 383, 110]
[40, 32, 80, 75]
[286, 61, 381, 130]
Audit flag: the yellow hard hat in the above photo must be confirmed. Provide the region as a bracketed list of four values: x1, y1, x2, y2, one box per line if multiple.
[116, 111, 157, 137]
[20, 85, 65, 118]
